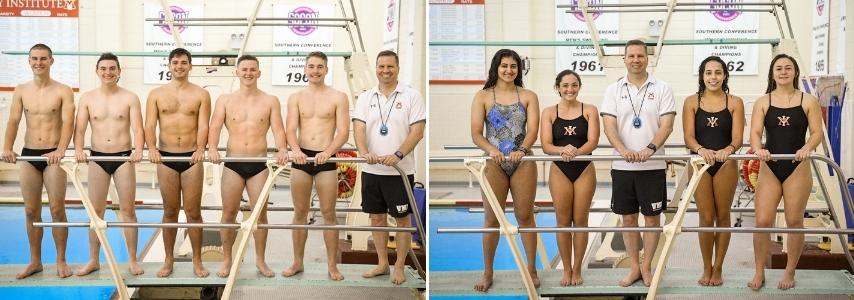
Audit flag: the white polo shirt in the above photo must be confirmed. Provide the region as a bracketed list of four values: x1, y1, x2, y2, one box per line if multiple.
[352, 83, 426, 176]
[600, 74, 676, 170]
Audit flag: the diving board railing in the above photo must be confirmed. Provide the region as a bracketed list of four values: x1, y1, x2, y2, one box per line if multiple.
[431, 0, 795, 69]
[9, 156, 426, 300]
[0, 51, 355, 57]
[429, 153, 854, 300]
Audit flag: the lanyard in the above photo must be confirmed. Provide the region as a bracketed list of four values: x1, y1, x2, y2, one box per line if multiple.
[375, 91, 399, 135]
[624, 82, 650, 128]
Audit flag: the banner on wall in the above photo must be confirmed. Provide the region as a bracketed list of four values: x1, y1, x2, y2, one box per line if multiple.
[833, 0, 845, 74]
[693, 1, 758, 75]
[811, 0, 829, 75]
[382, 0, 400, 51]
[554, 0, 619, 76]
[0, 1, 79, 90]
[428, 0, 485, 83]
[143, 3, 204, 85]
[272, 4, 334, 87]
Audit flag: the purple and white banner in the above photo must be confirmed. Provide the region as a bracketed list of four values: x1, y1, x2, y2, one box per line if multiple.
[554, 0, 619, 76]
[272, 4, 334, 86]
[143, 2, 205, 85]
[382, 0, 400, 51]
[811, 0, 830, 75]
[693, 0, 758, 75]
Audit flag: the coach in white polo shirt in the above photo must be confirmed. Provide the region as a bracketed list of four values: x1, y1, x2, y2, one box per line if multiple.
[600, 39, 676, 287]
[352, 50, 426, 285]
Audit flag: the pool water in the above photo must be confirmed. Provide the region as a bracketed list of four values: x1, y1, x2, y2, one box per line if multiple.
[0, 206, 160, 299]
[429, 207, 559, 299]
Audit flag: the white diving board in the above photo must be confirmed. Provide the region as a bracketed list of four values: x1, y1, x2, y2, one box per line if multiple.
[430, 268, 854, 297]
[0, 262, 425, 290]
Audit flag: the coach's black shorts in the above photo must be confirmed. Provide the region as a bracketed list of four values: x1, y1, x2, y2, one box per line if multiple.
[361, 173, 415, 218]
[610, 169, 667, 216]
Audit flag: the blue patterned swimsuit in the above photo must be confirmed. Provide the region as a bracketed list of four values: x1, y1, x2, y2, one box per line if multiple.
[485, 87, 528, 176]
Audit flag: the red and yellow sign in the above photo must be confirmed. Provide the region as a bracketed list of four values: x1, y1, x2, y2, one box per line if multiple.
[0, 0, 78, 17]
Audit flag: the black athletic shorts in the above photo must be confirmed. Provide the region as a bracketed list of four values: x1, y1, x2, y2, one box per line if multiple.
[610, 169, 667, 216]
[361, 173, 415, 218]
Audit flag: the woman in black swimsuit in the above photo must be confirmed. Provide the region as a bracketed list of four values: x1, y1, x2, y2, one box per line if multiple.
[682, 56, 745, 286]
[748, 54, 824, 291]
[539, 70, 599, 286]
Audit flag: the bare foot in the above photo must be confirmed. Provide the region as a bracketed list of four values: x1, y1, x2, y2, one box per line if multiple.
[328, 266, 344, 281]
[747, 272, 764, 291]
[216, 261, 231, 278]
[256, 261, 275, 278]
[128, 261, 144, 276]
[619, 268, 641, 287]
[560, 272, 572, 286]
[193, 261, 209, 278]
[157, 261, 174, 277]
[55, 262, 72, 278]
[570, 269, 583, 285]
[641, 268, 653, 287]
[281, 262, 304, 277]
[778, 270, 795, 290]
[473, 273, 493, 292]
[530, 271, 540, 288]
[16, 262, 43, 279]
[390, 267, 406, 285]
[697, 267, 712, 286]
[361, 265, 388, 278]
[75, 260, 100, 276]
[708, 267, 723, 286]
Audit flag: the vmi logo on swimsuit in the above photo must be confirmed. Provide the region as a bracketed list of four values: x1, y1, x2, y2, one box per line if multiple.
[706, 116, 719, 127]
[395, 204, 409, 213]
[564, 125, 576, 136]
[777, 115, 790, 127]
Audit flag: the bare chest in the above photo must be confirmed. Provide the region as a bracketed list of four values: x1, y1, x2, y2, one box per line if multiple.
[225, 101, 270, 124]
[158, 96, 200, 117]
[22, 94, 63, 117]
[89, 99, 130, 122]
[298, 99, 335, 119]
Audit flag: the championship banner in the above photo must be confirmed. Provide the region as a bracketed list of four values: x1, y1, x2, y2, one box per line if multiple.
[693, 1, 758, 75]
[555, 0, 619, 76]
[0, 0, 79, 90]
[272, 4, 334, 86]
[811, 0, 829, 75]
[143, 2, 204, 85]
[382, 0, 400, 51]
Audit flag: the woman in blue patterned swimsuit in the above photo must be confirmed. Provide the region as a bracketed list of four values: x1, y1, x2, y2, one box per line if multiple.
[470, 49, 540, 292]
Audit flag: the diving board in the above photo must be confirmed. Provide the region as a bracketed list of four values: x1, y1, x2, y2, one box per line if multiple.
[430, 268, 854, 297]
[0, 262, 425, 290]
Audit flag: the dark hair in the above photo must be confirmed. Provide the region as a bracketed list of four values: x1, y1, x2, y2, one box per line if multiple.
[236, 55, 259, 67]
[554, 69, 581, 88]
[765, 54, 800, 93]
[29, 43, 53, 57]
[96, 52, 120, 69]
[306, 51, 328, 64]
[376, 50, 399, 65]
[483, 49, 524, 89]
[168, 48, 192, 64]
[624, 39, 647, 54]
[696, 56, 729, 96]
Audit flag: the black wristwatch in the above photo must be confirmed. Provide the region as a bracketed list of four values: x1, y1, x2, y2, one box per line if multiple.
[646, 143, 658, 152]
[394, 150, 404, 159]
